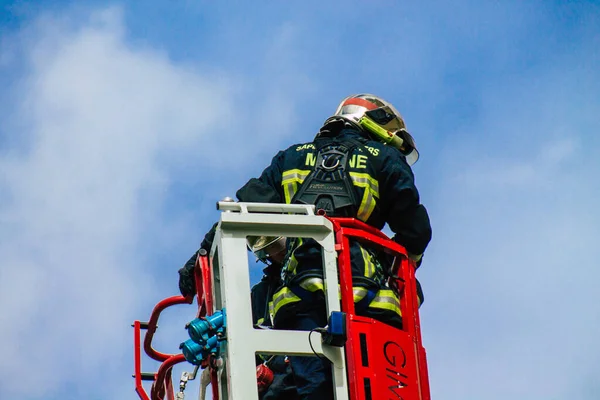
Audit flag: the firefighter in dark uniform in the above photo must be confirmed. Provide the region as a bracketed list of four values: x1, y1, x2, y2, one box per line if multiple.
[179, 94, 432, 400]
[248, 236, 300, 400]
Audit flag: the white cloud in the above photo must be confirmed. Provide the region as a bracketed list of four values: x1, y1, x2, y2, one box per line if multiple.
[456, 136, 580, 189]
[0, 7, 232, 399]
[2, 3, 597, 400]
[420, 40, 600, 399]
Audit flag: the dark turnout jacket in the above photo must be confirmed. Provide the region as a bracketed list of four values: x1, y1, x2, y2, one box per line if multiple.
[181, 126, 431, 327]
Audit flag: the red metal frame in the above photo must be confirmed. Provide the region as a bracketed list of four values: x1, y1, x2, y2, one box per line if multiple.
[133, 254, 217, 400]
[134, 219, 430, 400]
[330, 217, 431, 400]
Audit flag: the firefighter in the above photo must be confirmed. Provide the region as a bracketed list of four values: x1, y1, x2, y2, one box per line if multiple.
[248, 236, 299, 400]
[179, 94, 432, 400]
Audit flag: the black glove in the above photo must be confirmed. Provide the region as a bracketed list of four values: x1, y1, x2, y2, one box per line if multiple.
[178, 250, 201, 297]
[178, 248, 210, 297]
[178, 263, 196, 297]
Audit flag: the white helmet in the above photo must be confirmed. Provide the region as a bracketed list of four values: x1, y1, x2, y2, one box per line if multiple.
[247, 236, 287, 264]
[325, 94, 419, 165]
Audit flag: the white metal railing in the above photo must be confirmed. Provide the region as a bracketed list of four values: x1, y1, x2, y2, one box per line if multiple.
[209, 201, 349, 400]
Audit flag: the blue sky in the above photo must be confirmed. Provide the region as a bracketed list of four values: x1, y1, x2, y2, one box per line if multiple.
[1, 1, 599, 399]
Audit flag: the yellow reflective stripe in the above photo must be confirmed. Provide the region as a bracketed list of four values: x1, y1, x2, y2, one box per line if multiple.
[349, 172, 379, 221]
[268, 301, 274, 324]
[282, 169, 311, 203]
[353, 286, 368, 302]
[359, 189, 377, 221]
[282, 169, 312, 183]
[286, 256, 298, 276]
[285, 238, 303, 276]
[348, 172, 379, 195]
[359, 246, 377, 279]
[369, 289, 401, 315]
[256, 317, 265, 325]
[272, 287, 301, 316]
[298, 278, 367, 304]
[299, 277, 324, 292]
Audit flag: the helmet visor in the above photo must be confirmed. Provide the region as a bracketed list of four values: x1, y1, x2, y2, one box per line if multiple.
[396, 129, 419, 165]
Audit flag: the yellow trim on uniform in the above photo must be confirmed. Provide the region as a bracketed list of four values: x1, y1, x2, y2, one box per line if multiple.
[284, 238, 303, 277]
[327, 284, 368, 302]
[353, 287, 368, 303]
[359, 246, 377, 279]
[299, 277, 324, 292]
[281, 169, 311, 204]
[272, 287, 302, 316]
[349, 172, 380, 221]
[369, 289, 401, 315]
[268, 300, 274, 324]
[348, 172, 379, 193]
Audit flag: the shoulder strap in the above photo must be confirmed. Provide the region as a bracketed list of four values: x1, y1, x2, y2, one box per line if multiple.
[292, 137, 363, 216]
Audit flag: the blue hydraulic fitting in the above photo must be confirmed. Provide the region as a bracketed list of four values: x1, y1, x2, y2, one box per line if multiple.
[180, 339, 205, 365]
[180, 333, 222, 365]
[181, 309, 227, 365]
[186, 309, 226, 343]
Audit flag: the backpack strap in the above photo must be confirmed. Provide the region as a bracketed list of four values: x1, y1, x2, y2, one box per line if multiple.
[292, 137, 364, 216]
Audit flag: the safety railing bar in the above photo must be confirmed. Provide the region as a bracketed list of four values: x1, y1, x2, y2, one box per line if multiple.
[135, 387, 152, 400]
[165, 369, 174, 400]
[335, 226, 408, 256]
[133, 320, 152, 400]
[197, 254, 219, 399]
[144, 295, 193, 362]
[335, 232, 356, 316]
[140, 373, 156, 381]
[329, 217, 392, 241]
[217, 201, 316, 215]
[151, 354, 187, 400]
[198, 255, 213, 316]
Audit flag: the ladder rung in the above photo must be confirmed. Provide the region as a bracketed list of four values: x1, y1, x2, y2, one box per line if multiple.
[136, 373, 155, 381]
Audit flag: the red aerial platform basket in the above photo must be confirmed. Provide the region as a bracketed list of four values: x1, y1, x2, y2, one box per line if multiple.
[133, 217, 431, 400]
[331, 217, 431, 400]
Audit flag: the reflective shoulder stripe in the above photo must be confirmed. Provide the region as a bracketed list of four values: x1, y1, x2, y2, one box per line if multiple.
[348, 172, 379, 196]
[282, 169, 312, 183]
[349, 172, 379, 221]
[282, 169, 311, 204]
[369, 289, 401, 315]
